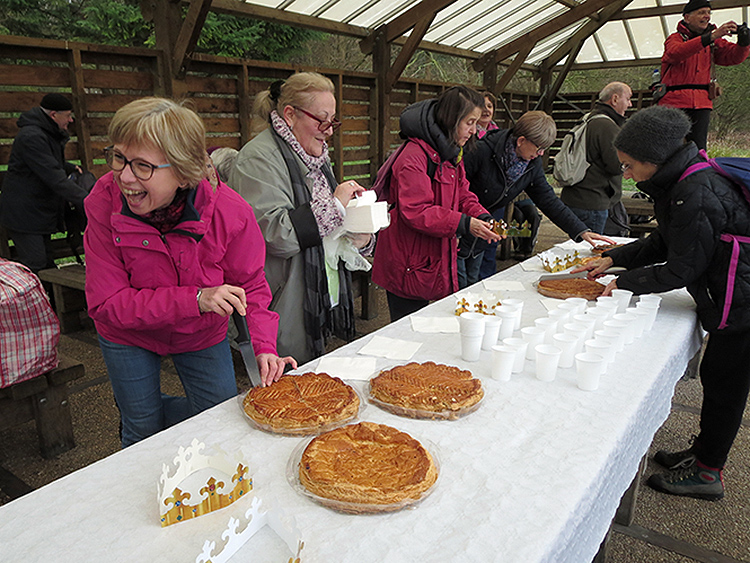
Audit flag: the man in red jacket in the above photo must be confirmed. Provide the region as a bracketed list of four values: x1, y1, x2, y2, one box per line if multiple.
[658, 0, 749, 150]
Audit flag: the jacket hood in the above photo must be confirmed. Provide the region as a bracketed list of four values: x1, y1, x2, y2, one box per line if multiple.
[400, 99, 460, 163]
[636, 142, 699, 199]
[17, 106, 69, 142]
[591, 101, 627, 127]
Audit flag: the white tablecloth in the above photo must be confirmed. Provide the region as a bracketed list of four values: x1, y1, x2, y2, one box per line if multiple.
[0, 254, 703, 563]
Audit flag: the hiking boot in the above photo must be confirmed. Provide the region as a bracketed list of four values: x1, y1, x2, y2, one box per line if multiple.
[647, 462, 725, 501]
[653, 446, 697, 470]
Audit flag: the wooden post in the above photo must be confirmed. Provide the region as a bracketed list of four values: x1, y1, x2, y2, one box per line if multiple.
[332, 73, 344, 183]
[68, 48, 93, 170]
[372, 28, 390, 174]
[237, 64, 251, 146]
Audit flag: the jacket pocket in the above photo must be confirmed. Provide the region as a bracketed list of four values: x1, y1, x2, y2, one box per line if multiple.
[400, 256, 444, 301]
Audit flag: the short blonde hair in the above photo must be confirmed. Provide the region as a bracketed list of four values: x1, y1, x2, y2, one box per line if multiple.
[514, 111, 557, 149]
[254, 72, 335, 122]
[108, 97, 207, 187]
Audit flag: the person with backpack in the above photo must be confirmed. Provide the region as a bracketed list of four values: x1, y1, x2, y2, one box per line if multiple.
[574, 105, 750, 501]
[558, 82, 632, 234]
[656, 0, 749, 151]
[459, 110, 613, 287]
[0, 93, 90, 274]
[372, 86, 501, 322]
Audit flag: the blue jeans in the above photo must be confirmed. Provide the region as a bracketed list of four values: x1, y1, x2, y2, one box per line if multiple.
[568, 207, 608, 234]
[98, 336, 237, 447]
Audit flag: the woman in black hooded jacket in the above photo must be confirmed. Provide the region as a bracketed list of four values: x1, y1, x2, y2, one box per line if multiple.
[577, 105, 750, 501]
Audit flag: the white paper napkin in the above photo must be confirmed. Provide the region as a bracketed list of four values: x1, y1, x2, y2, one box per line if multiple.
[520, 257, 545, 272]
[410, 316, 460, 333]
[357, 335, 422, 360]
[540, 297, 560, 311]
[315, 357, 378, 381]
[483, 280, 525, 292]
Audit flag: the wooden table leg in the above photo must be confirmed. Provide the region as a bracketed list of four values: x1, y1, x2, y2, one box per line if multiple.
[32, 383, 76, 459]
[615, 454, 647, 527]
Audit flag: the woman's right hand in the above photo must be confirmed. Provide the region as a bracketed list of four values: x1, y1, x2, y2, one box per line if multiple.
[570, 256, 614, 280]
[334, 180, 366, 207]
[470, 217, 503, 243]
[198, 284, 247, 316]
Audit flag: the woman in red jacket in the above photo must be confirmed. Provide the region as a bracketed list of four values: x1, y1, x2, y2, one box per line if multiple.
[372, 86, 501, 321]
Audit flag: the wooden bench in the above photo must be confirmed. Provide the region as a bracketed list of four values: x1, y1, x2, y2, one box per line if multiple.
[0, 354, 85, 458]
[38, 264, 87, 333]
[622, 196, 657, 238]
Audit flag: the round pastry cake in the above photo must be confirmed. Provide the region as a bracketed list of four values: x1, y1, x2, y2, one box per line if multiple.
[298, 421, 438, 512]
[242, 372, 359, 435]
[537, 277, 605, 300]
[369, 362, 483, 419]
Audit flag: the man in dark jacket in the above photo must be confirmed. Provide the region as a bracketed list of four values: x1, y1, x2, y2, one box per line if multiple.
[459, 110, 612, 288]
[577, 106, 750, 501]
[560, 82, 631, 234]
[0, 93, 89, 273]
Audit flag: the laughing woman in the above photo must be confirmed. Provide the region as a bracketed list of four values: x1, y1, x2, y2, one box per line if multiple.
[84, 98, 295, 447]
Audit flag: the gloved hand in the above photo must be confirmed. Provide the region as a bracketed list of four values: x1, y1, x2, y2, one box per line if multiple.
[738, 22, 750, 47]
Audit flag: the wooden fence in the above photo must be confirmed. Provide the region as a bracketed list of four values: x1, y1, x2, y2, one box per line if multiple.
[0, 34, 653, 190]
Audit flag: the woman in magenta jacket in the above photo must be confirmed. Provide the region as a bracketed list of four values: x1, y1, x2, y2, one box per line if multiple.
[372, 86, 501, 321]
[84, 98, 295, 447]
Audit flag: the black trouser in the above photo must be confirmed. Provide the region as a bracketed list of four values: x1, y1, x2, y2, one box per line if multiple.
[683, 108, 712, 151]
[695, 329, 750, 468]
[386, 291, 428, 323]
[7, 230, 56, 274]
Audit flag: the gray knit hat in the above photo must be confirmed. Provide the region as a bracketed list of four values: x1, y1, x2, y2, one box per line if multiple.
[614, 106, 691, 164]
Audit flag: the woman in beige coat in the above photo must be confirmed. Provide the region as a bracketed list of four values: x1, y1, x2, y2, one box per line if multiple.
[230, 72, 372, 365]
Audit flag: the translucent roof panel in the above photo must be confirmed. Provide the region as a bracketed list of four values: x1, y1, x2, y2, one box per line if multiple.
[232, 0, 750, 67]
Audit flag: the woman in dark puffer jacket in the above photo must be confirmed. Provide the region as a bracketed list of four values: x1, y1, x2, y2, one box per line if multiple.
[576, 105, 750, 501]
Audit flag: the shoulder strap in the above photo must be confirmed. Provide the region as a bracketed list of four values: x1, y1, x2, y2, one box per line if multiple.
[679, 149, 712, 182]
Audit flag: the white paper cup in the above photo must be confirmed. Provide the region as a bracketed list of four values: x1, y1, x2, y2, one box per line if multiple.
[595, 301, 618, 319]
[534, 317, 558, 344]
[557, 301, 579, 317]
[502, 337, 528, 373]
[535, 344, 562, 382]
[461, 333, 483, 362]
[552, 332, 578, 369]
[482, 316, 503, 350]
[565, 297, 588, 315]
[639, 294, 662, 306]
[585, 338, 615, 365]
[502, 299, 524, 330]
[495, 307, 517, 339]
[521, 326, 546, 360]
[571, 314, 596, 341]
[459, 312, 486, 336]
[613, 312, 637, 344]
[575, 352, 606, 391]
[562, 322, 588, 355]
[596, 296, 617, 307]
[491, 345, 516, 381]
[602, 320, 628, 352]
[596, 328, 625, 354]
[611, 289, 633, 314]
[631, 307, 652, 334]
[636, 301, 659, 330]
[547, 308, 570, 327]
[585, 307, 611, 330]
[625, 307, 647, 338]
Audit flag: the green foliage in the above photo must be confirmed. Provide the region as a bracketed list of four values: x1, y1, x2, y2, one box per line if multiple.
[197, 13, 323, 62]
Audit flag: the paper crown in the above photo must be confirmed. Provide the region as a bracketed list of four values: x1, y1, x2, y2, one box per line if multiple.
[455, 291, 502, 316]
[196, 496, 304, 563]
[158, 439, 252, 527]
[538, 248, 583, 273]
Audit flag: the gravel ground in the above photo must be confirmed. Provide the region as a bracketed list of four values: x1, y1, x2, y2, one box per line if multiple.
[1, 214, 749, 562]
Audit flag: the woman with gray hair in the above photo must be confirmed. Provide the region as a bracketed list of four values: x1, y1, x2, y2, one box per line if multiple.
[230, 72, 372, 365]
[575, 104, 750, 501]
[460, 110, 612, 287]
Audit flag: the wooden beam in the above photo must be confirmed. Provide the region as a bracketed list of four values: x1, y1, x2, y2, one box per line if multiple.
[494, 42, 533, 94]
[360, 0, 458, 55]
[68, 48, 93, 170]
[172, 0, 213, 79]
[609, 0, 748, 20]
[472, 0, 615, 71]
[571, 57, 662, 70]
[552, 0, 582, 8]
[386, 13, 436, 92]
[541, 0, 633, 71]
[544, 38, 584, 108]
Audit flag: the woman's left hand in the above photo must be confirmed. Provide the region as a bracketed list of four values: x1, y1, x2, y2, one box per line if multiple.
[581, 232, 615, 246]
[601, 278, 618, 296]
[256, 353, 298, 387]
[345, 232, 374, 249]
[470, 217, 503, 243]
